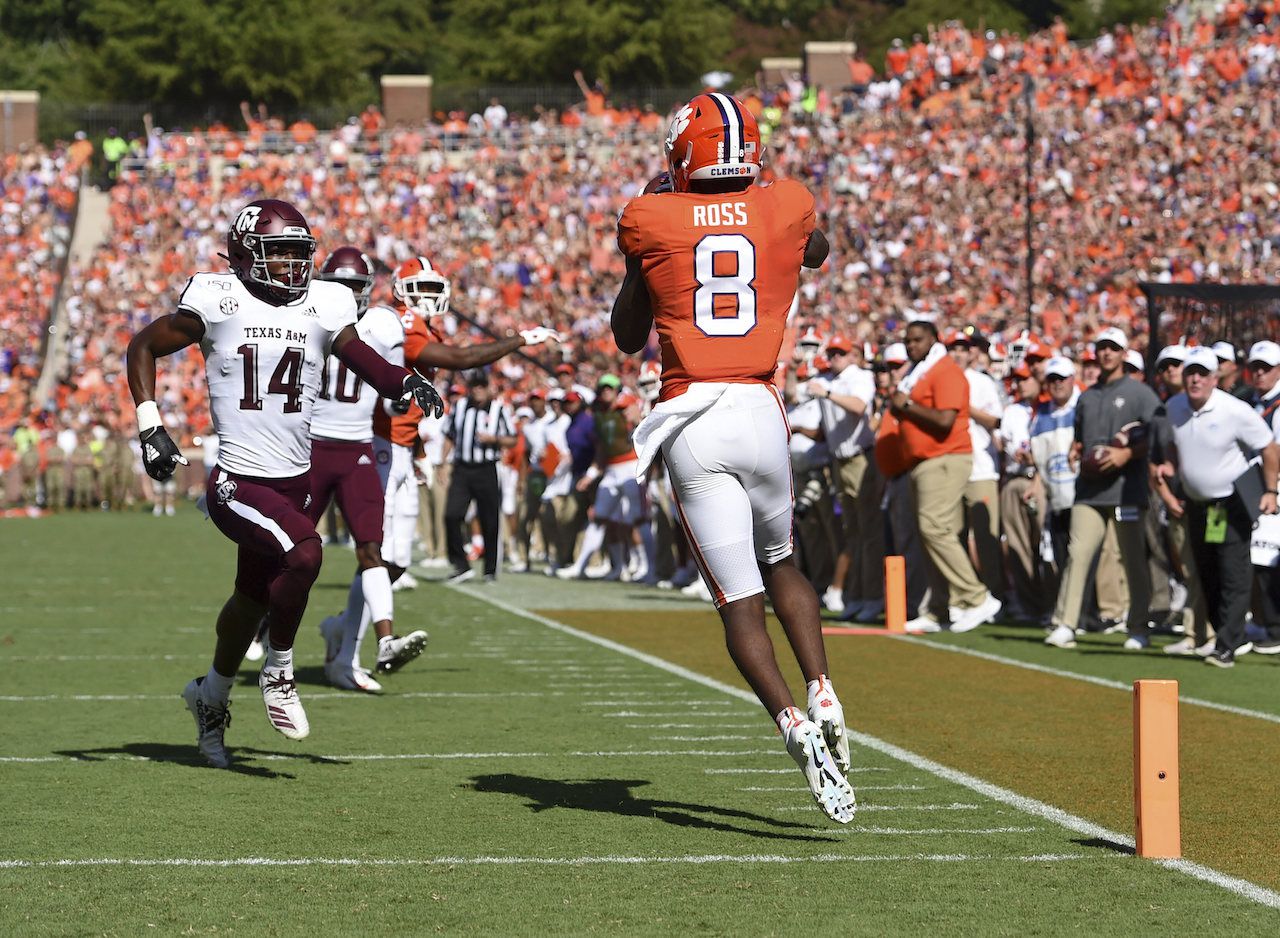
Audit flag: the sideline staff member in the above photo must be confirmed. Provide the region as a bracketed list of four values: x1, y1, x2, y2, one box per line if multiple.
[1155, 347, 1280, 668]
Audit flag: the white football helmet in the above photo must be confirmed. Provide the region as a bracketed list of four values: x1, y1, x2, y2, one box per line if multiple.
[392, 256, 451, 319]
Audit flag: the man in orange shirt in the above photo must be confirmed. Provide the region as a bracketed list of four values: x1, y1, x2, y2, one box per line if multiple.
[612, 93, 855, 825]
[891, 320, 1001, 633]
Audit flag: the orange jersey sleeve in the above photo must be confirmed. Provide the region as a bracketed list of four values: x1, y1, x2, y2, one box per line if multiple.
[374, 310, 432, 446]
[618, 179, 815, 401]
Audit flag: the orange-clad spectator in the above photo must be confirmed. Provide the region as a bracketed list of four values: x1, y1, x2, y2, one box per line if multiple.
[289, 119, 317, 145]
[886, 38, 910, 76]
[891, 320, 998, 631]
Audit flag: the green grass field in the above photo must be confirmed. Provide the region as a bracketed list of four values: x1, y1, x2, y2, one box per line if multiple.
[3, 509, 1280, 935]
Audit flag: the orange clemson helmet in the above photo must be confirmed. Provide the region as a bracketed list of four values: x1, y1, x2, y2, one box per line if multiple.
[392, 256, 451, 318]
[664, 92, 763, 193]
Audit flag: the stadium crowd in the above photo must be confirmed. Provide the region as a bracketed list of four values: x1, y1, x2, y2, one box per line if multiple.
[3, 3, 1280, 662]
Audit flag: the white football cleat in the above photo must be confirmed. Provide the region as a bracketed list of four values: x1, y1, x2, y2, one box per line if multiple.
[319, 613, 344, 666]
[181, 676, 232, 769]
[259, 666, 310, 740]
[375, 630, 429, 674]
[807, 678, 851, 777]
[782, 709, 856, 825]
[324, 660, 383, 693]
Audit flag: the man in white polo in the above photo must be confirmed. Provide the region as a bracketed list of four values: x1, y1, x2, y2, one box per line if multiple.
[1154, 346, 1279, 668]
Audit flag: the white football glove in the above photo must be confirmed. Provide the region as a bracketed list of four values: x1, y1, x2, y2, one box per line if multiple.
[520, 326, 562, 347]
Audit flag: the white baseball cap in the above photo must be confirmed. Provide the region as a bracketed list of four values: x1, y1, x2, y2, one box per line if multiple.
[1124, 349, 1145, 372]
[1247, 340, 1280, 367]
[1183, 346, 1219, 373]
[1212, 340, 1237, 362]
[1043, 356, 1076, 380]
[882, 342, 908, 365]
[1094, 327, 1128, 350]
[1155, 345, 1188, 367]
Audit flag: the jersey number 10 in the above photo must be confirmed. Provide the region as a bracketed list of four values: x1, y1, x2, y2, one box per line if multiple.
[693, 234, 757, 337]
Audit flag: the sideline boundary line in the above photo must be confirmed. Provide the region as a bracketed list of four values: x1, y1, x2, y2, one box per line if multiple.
[888, 635, 1280, 726]
[459, 587, 1280, 911]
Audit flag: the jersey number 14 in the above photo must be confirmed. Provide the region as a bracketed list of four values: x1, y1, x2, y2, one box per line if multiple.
[237, 344, 304, 413]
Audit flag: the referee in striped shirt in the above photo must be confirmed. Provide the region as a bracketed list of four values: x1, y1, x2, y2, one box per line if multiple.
[444, 372, 517, 583]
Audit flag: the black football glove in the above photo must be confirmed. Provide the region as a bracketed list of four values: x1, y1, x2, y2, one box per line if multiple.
[388, 396, 412, 416]
[140, 426, 189, 482]
[403, 374, 445, 419]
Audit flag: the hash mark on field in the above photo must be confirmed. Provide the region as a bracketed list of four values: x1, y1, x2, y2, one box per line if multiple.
[0, 853, 1092, 870]
[738, 785, 929, 793]
[777, 803, 982, 813]
[650, 735, 769, 742]
[705, 767, 891, 775]
[629, 723, 761, 729]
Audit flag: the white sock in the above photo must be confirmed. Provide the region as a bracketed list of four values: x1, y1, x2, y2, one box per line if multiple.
[637, 522, 656, 574]
[350, 607, 372, 669]
[361, 566, 394, 626]
[204, 667, 234, 703]
[806, 674, 833, 701]
[573, 522, 606, 573]
[776, 706, 806, 733]
[266, 643, 293, 672]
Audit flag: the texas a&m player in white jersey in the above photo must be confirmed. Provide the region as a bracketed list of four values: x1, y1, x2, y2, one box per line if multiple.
[126, 199, 444, 768]
[307, 247, 427, 691]
[316, 256, 560, 671]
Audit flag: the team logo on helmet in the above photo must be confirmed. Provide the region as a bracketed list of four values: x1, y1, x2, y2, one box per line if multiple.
[664, 93, 763, 193]
[393, 256, 451, 319]
[224, 198, 316, 306]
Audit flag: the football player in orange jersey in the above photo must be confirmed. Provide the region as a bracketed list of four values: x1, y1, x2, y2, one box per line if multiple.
[611, 93, 855, 824]
[320, 255, 560, 679]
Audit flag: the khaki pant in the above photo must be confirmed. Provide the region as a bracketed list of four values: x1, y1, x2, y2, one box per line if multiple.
[1000, 475, 1044, 616]
[1053, 504, 1151, 635]
[417, 464, 450, 560]
[964, 478, 1003, 600]
[835, 452, 885, 601]
[910, 453, 986, 616]
[552, 491, 586, 568]
[1096, 522, 1129, 620]
[1169, 512, 1212, 645]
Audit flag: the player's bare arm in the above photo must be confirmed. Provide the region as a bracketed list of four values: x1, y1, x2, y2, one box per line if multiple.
[611, 256, 653, 354]
[890, 390, 957, 434]
[126, 310, 205, 481]
[331, 324, 445, 418]
[803, 230, 830, 269]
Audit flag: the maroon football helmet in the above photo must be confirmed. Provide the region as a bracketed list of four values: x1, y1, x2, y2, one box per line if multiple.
[224, 199, 316, 304]
[318, 246, 376, 316]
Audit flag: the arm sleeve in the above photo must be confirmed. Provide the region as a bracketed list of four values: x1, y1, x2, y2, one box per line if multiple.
[336, 337, 411, 398]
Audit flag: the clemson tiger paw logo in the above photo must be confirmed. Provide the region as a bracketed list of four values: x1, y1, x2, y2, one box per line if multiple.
[665, 105, 694, 152]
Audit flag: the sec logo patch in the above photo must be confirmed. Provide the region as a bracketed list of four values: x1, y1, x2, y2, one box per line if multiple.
[220, 297, 239, 315]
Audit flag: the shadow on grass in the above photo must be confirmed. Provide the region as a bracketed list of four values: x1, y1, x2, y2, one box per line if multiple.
[465, 774, 838, 844]
[54, 743, 351, 779]
[1072, 837, 1136, 856]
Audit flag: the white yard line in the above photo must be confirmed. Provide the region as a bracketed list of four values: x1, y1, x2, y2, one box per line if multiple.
[0, 852, 1090, 870]
[457, 587, 1280, 911]
[705, 767, 891, 775]
[894, 636, 1280, 726]
[0, 690, 568, 703]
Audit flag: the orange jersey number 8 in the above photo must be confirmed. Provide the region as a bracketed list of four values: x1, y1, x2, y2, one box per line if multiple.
[694, 234, 757, 337]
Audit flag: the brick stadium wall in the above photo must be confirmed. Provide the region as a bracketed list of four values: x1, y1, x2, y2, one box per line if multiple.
[760, 58, 802, 88]
[0, 91, 39, 151]
[381, 76, 433, 125]
[804, 42, 856, 91]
